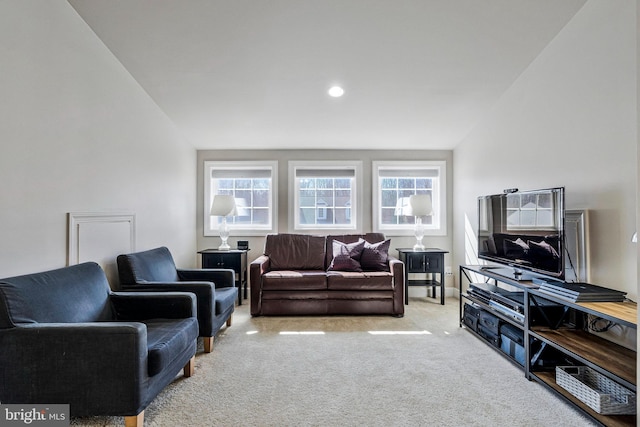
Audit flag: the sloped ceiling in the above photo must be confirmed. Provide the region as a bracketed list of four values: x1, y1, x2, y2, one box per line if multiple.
[68, 0, 586, 150]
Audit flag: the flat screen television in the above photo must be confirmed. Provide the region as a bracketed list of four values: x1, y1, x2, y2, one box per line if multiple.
[477, 187, 565, 280]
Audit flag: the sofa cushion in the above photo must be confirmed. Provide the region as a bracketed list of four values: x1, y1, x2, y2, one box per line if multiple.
[327, 271, 394, 291]
[264, 234, 326, 270]
[0, 262, 114, 326]
[328, 239, 365, 272]
[262, 270, 327, 291]
[145, 317, 199, 376]
[360, 239, 391, 271]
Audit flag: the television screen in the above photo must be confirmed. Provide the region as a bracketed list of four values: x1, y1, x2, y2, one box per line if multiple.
[477, 187, 565, 279]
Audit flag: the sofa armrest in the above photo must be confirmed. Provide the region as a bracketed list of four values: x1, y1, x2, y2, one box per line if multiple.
[177, 268, 235, 289]
[250, 255, 270, 316]
[111, 291, 197, 321]
[388, 256, 405, 313]
[0, 322, 148, 415]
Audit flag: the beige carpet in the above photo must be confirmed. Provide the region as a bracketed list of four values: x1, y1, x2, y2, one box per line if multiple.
[72, 297, 595, 426]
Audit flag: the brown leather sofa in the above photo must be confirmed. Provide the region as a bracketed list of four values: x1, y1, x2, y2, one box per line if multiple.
[250, 233, 404, 317]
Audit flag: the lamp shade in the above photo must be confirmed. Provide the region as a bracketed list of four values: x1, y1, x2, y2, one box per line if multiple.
[409, 194, 432, 216]
[210, 195, 237, 217]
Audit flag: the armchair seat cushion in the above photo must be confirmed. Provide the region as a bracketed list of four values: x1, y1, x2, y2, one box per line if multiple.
[213, 287, 238, 316]
[145, 318, 199, 376]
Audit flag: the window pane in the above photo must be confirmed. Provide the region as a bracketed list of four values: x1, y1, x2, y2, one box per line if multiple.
[416, 178, 432, 189]
[316, 178, 333, 188]
[538, 193, 552, 209]
[235, 179, 251, 189]
[381, 178, 397, 189]
[398, 178, 414, 189]
[335, 178, 350, 188]
[520, 210, 536, 226]
[381, 190, 397, 208]
[218, 179, 234, 190]
[299, 179, 314, 189]
[252, 208, 270, 225]
[507, 210, 520, 226]
[254, 178, 269, 189]
[317, 190, 333, 200]
[299, 207, 316, 224]
[521, 194, 537, 209]
[299, 190, 315, 206]
[537, 210, 553, 226]
[506, 195, 520, 209]
[252, 189, 269, 207]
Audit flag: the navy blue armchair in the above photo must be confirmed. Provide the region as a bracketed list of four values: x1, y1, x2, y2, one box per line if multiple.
[117, 246, 237, 353]
[0, 262, 199, 427]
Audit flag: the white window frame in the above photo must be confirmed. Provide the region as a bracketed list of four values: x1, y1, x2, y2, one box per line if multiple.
[289, 160, 362, 233]
[372, 160, 447, 236]
[204, 160, 278, 236]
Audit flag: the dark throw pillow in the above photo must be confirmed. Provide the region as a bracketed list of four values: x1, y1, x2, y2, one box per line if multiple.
[360, 239, 391, 271]
[328, 239, 365, 272]
[503, 238, 529, 259]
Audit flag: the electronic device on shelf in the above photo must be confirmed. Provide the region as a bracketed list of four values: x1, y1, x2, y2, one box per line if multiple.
[532, 277, 626, 302]
[477, 187, 565, 281]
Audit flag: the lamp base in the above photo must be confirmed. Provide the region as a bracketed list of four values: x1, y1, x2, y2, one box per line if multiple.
[218, 241, 231, 251]
[413, 242, 425, 251]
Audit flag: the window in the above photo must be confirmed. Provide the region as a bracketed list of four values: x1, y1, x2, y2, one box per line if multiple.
[506, 191, 555, 230]
[204, 161, 277, 236]
[372, 161, 446, 236]
[289, 161, 362, 232]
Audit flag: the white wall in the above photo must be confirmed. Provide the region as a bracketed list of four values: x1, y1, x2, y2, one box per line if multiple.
[0, 1, 197, 281]
[454, 1, 637, 299]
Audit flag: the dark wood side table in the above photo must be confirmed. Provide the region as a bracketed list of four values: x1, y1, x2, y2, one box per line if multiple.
[198, 249, 249, 305]
[396, 248, 448, 305]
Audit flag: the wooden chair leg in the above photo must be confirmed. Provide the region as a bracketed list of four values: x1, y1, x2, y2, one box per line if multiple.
[125, 412, 144, 427]
[226, 313, 233, 327]
[183, 356, 195, 377]
[203, 336, 214, 353]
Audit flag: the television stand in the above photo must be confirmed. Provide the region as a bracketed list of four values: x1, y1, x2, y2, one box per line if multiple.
[459, 265, 637, 426]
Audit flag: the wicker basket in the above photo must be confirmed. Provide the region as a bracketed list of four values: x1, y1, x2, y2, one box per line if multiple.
[556, 366, 636, 415]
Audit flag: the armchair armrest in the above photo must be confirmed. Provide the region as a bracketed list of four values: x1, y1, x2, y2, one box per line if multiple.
[177, 268, 235, 289]
[0, 322, 148, 415]
[111, 291, 196, 321]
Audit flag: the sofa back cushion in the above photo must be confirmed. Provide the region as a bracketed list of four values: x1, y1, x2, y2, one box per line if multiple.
[0, 262, 114, 327]
[117, 246, 180, 284]
[264, 234, 326, 270]
[325, 233, 386, 269]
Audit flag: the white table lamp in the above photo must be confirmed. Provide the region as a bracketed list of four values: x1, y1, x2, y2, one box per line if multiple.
[210, 195, 237, 250]
[409, 194, 432, 251]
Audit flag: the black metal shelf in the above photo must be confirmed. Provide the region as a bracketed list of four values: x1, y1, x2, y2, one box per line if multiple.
[459, 265, 637, 427]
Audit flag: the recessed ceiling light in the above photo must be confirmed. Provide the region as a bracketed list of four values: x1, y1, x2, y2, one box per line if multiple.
[328, 86, 345, 98]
